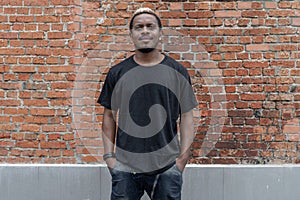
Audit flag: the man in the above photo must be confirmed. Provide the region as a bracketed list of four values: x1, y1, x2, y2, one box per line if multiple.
[98, 7, 198, 200]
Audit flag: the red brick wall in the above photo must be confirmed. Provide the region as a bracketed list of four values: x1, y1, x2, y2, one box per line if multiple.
[0, 0, 299, 164]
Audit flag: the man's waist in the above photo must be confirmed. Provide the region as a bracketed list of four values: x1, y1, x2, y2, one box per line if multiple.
[113, 160, 176, 175]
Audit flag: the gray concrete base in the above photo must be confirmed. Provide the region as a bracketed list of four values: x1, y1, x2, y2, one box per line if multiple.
[0, 164, 300, 200]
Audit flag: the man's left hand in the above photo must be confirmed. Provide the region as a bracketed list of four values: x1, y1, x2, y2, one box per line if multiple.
[175, 158, 187, 173]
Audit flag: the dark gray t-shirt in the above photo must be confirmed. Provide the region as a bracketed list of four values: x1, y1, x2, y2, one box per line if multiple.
[98, 55, 197, 173]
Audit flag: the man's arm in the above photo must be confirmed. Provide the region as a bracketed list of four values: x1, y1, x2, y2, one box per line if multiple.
[176, 109, 194, 172]
[102, 108, 117, 169]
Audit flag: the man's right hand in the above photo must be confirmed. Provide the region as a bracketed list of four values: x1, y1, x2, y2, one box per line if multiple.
[106, 157, 117, 170]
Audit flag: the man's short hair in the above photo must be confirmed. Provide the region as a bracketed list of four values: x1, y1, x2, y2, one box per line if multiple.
[129, 7, 162, 30]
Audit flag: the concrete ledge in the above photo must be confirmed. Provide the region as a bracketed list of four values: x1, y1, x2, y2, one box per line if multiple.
[0, 164, 300, 200]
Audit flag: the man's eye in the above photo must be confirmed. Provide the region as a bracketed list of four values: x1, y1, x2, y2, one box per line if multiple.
[135, 25, 143, 30]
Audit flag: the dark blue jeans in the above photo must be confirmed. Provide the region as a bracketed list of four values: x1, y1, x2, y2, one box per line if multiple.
[109, 163, 183, 200]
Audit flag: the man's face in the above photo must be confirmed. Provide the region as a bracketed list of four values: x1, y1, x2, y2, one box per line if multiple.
[130, 13, 162, 52]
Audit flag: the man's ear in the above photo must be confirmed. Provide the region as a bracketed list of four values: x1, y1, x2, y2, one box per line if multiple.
[129, 31, 133, 42]
[159, 30, 163, 41]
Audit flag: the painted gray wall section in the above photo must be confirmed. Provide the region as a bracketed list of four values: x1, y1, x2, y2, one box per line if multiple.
[1, 164, 300, 200]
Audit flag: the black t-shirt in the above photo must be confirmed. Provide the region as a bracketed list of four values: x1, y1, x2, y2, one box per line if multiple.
[98, 55, 197, 173]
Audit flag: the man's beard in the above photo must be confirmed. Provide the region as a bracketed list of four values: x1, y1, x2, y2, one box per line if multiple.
[138, 48, 155, 53]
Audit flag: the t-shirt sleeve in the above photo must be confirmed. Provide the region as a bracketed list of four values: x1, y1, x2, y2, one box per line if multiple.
[97, 70, 116, 110]
[179, 69, 198, 114]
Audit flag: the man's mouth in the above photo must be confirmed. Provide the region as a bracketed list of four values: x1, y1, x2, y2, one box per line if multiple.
[140, 37, 152, 41]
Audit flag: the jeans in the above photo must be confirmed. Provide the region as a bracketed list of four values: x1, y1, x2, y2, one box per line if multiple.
[109, 163, 183, 200]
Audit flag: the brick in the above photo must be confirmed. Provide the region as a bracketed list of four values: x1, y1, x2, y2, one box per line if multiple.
[0, 133, 10, 139]
[184, 3, 195, 10]
[36, 16, 60, 23]
[262, 110, 280, 118]
[4, 8, 16, 14]
[42, 125, 67, 132]
[242, 11, 267, 18]
[40, 141, 67, 149]
[49, 150, 60, 157]
[48, 32, 72, 39]
[17, 8, 29, 15]
[24, 116, 48, 124]
[30, 108, 56, 116]
[242, 143, 267, 149]
[49, 66, 75, 73]
[228, 110, 253, 117]
[244, 61, 268, 68]
[0, 141, 14, 147]
[0, 48, 24, 55]
[246, 44, 270, 51]
[219, 45, 244, 52]
[12, 66, 35, 73]
[160, 11, 186, 18]
[215, 11, 241, 18]
[292, 17, 300, 26]
[271, 27, 297, 35]
[188, 11, 213, 18]
[210, 2, 222, 10]
[16, 141, 39, 148]
[238, 2, 252, 9]
[50, 0, 74, 6]
[30, 8, 43, 14]
[50, 82, 73, 89]
[23, 99, 48, 106]
[241, 94, 266, 101]
[213, 158, 238, 164]
[25, 134, 37, 140]
[269, 94, 293, 101]
[4, 74, 16, 81]
[278, 19, 290, 26]
[0, 24, 10, 31]
[264, 2, 277, 9]
[292, 2, 300, 8]
[63, 134, 74, 141]
[269, 10, 294, 17]
[244, 28, 269, 35]
[170, 2, 182, 10]
[2, 0, 22, 6]
[0, 99, 20, 106]
[20, 124, 40, 132]
[36, 150, 48, 157]
[271, 60, 294, 68]
[217, 29, 243, 36]
[11, 16, 34, 23]
[82, 156, 101, 163]
[47, 91, 71, 98]
[0, 149, 8, 156]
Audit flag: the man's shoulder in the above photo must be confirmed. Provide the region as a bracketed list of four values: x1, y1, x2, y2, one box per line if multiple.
[109, 55, 135, 74]
[164, 55, 188, 74]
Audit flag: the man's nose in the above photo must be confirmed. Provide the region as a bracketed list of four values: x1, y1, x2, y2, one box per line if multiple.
[142, 26, 150, 33]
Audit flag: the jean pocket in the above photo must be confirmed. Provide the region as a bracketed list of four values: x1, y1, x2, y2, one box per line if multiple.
[174, 164, 183, 174]
[108, 161, 120, 175]
[108, 167, 115, 175]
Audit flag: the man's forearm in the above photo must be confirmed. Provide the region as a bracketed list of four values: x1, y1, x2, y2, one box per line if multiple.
[178, 110, 194, 163]
[102, 108, 116, 154]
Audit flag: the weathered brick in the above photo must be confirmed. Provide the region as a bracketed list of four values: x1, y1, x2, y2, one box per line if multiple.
[0, 1, 299, 165]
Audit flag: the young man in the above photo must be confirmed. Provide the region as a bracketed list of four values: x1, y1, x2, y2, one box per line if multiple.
[98, 8, 198, 200]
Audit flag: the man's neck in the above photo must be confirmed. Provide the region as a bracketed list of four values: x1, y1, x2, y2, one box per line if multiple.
[134, 49, 164, 67]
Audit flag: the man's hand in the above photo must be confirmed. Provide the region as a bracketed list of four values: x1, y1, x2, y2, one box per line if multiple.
[102, 108, 117, 170]
[106, 157, 117, 170]
[176, 110, 194, 173]
[175, 157, 188, 173]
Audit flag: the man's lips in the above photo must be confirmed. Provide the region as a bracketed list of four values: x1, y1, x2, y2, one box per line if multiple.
[139, 37, 152, 41]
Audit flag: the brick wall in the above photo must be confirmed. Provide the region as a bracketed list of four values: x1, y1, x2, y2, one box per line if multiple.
[0, 0, 299, 164]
